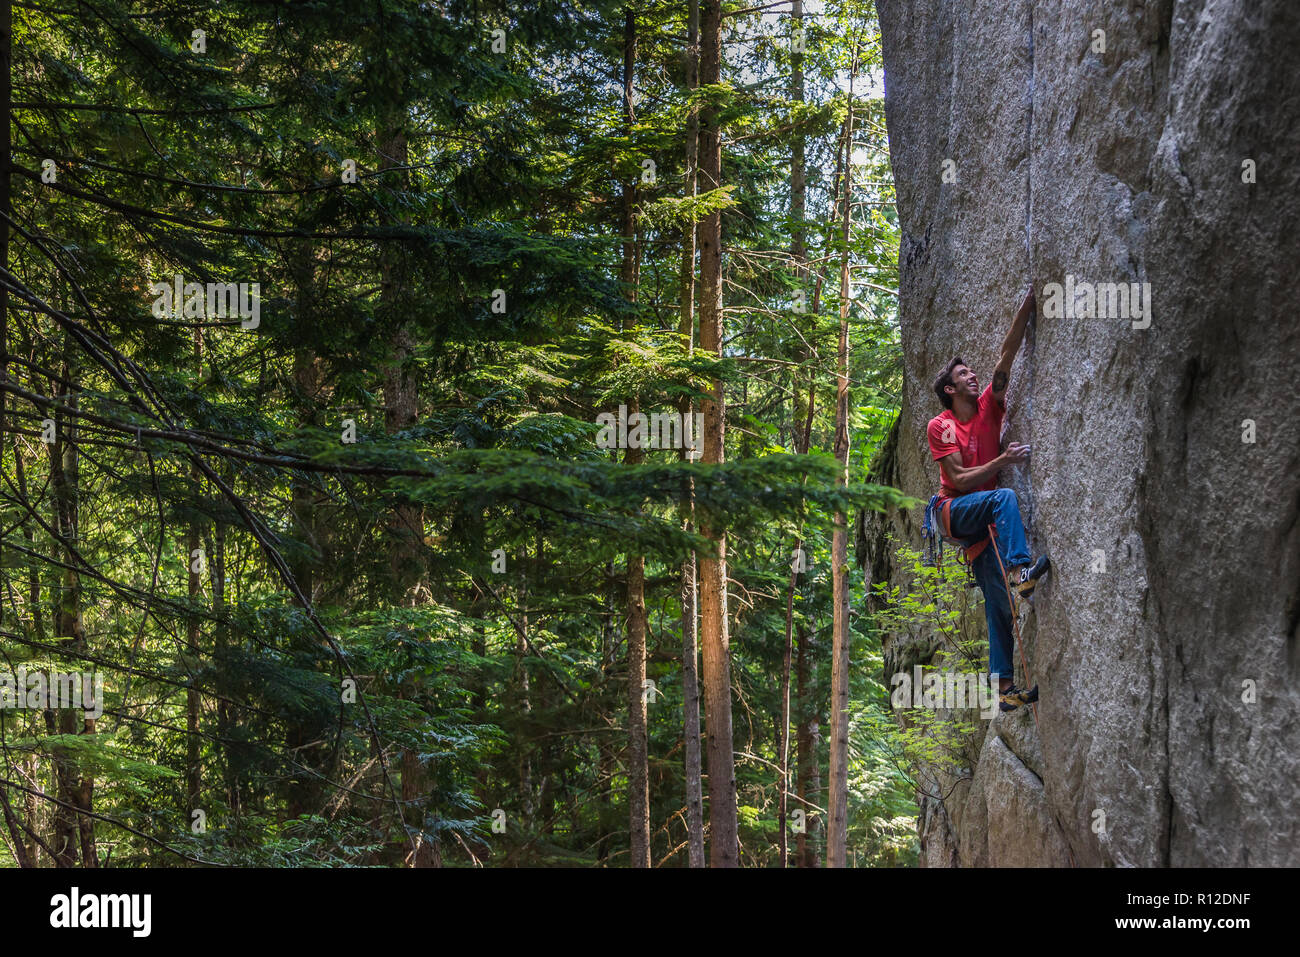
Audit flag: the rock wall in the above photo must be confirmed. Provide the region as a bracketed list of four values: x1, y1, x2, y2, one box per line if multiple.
[870, 0, 1300, 866]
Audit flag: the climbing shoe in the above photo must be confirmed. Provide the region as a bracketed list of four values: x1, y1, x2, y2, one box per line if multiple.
[1008, 554, 1051, 599]
[999, 683, 1039, 712]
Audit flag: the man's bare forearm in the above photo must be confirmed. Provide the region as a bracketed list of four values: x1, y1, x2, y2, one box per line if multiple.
[992, 288, 1035, 398]
[1000, 288, 1034, 361]
[944, 454, 1007, 493]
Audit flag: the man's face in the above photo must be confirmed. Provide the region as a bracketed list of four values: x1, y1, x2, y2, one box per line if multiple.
[948, 364, 979, 401]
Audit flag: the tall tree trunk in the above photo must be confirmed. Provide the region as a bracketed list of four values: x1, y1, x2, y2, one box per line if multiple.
[0, 0, 17, 866]
[284, 248, 325, 821]
[379, 120, 437, 868]
[625, 440, 650, 870]
[529, 532, 549, 839]
[0, 0, 9, 634]
[678, 0, 705, 871]
[697, 0, 738, 868]
[795, 83, 855, 871]
[289, 342, 321, 604]
[185, 329, 204, 818]
[400, 744, 441, 866]
[779, 382, 815, 866]
[14, 436, 44, 863]
[470, 581, 487, 716]
[779, 543, 798, 868]
[49, 342, 95, 866]
[516, 559, 534, 829]
[14, 438, 40, 639]
[826, 79, 856, 869]
[789, 0, 807, 270]
[212, 512, 240, 826]
[779, 0, 808, 867]
[10, 443, 46, 863]
[185, 511, 202, 810]
[795, 620, 820, 866]
[620, 6, 652, 870]
[596, 560, 617, 864]
[379, 125, 423, 601]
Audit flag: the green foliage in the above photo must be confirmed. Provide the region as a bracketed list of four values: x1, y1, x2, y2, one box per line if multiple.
[869, 537, 991, 802]
[0, 0, 917, 868]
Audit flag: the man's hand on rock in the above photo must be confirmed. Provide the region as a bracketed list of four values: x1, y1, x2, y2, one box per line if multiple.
[1003, 442, 1030, 465]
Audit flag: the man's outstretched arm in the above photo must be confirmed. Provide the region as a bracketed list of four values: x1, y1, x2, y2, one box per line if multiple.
[991, 286, 1035, 407]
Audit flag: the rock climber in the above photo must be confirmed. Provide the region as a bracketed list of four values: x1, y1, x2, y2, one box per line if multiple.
[926, 286, 1050, 713]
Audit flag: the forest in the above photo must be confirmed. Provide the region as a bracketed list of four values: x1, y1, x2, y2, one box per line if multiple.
[0, 0, 922, 868]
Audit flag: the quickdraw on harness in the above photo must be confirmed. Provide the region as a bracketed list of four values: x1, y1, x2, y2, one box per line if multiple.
[922, 493, 993, 587]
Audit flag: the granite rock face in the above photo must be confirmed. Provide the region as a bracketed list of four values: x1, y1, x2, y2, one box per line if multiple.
[871, 0, 1300, 866]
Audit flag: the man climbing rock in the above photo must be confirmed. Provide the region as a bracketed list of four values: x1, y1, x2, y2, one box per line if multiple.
[926, 287, 1050, 713]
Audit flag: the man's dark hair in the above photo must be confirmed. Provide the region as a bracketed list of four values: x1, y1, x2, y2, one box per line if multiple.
[933, 356, 965, 410]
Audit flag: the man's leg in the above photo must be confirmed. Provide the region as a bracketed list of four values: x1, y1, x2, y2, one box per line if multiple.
[948, 489, 1036, 694]
[947, 488, 1031, 569]
[970, 545, 1016, 690]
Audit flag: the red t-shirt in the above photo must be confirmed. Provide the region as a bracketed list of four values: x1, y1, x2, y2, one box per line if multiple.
[926, 384, 1003, 497]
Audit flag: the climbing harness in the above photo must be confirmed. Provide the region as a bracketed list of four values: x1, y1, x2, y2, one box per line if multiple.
[922, 493, 990, 587]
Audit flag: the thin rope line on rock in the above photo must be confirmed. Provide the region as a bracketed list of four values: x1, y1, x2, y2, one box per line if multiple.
[1022, 0, 1037, 549]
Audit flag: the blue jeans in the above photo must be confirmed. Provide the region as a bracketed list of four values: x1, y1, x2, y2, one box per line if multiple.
[947, 488, 1031, 680]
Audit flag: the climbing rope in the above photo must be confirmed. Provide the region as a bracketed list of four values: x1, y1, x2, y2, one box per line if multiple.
[1024, 5, 1034, 266]
[1019, 7, 1040, 581]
